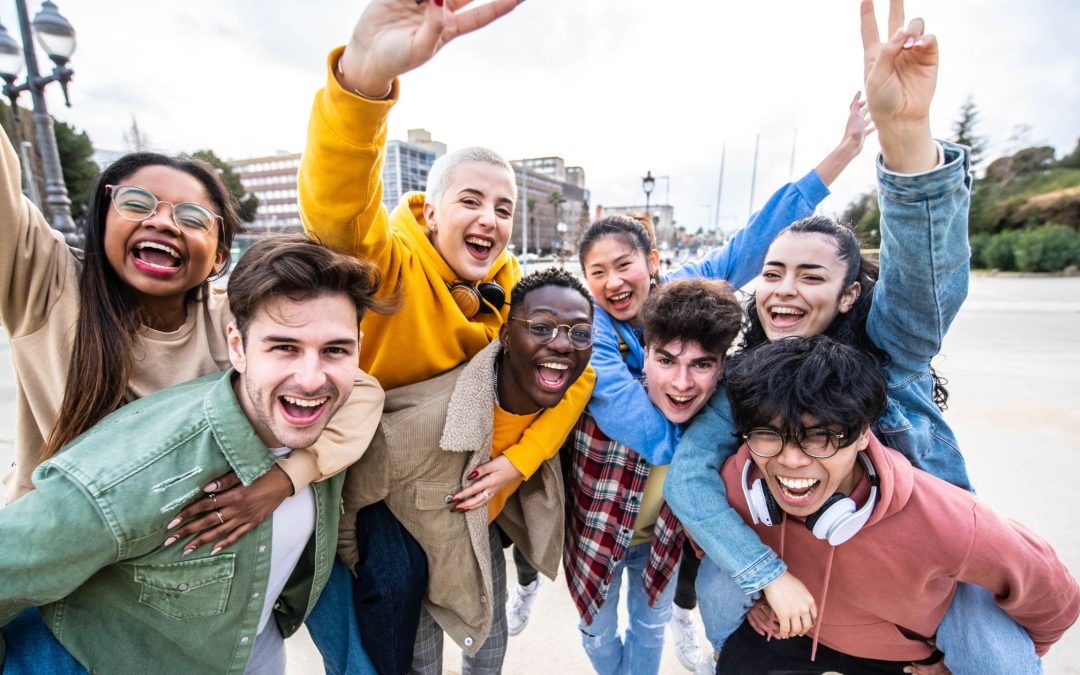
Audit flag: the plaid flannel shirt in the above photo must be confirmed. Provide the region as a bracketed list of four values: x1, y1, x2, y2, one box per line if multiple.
[561, 411, 685, 625]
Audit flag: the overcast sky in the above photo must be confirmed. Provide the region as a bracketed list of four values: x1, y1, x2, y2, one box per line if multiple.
[3, 0, 1078, 233]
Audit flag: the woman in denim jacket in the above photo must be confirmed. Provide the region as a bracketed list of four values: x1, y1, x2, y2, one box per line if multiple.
[664, 3, 1040, 672]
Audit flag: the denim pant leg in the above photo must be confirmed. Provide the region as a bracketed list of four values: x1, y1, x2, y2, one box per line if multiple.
[936, 582, 1042, 675]
[305, 558, 377, 675]
[623, 542, 677, 675]
[1, 608, 87, 675]
[463, 525, 508, 675]
[351, 501, 429, 675]
[579, 554, 628, 675]
[696, 557, 756, 654]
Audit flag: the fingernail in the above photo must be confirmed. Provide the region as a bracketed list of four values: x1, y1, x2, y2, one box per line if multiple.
[182, 547, 194, 557]
[167, 517, 181, 529]
[902, 37, 915, 49]
[204, 482, 219, 492]
[893, 27, 905, 39]
[467, 471, 479, 480]
[211, 546, 222, 555]
[163, 536, 177, 547]
[434, 0, 443, 6]
[451, 497, 461, 503]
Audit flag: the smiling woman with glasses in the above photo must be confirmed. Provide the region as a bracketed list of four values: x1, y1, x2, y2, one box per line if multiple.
[106, 184, 223, 235]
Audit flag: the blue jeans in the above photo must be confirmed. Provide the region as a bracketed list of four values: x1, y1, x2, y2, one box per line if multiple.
[305, 558, 377, 675]
[578, 541, 678, 675]
[1, 608, 86, 675]
[697, 559, 1042, 674]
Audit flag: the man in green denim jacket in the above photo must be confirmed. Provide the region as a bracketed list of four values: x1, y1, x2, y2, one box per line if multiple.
[0, 236, 385, 674]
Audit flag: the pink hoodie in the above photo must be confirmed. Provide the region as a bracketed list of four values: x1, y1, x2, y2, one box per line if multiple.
[720, 434, 1080, 662]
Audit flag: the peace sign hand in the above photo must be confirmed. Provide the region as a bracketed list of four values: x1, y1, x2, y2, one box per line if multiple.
[340, 0, 522, 98]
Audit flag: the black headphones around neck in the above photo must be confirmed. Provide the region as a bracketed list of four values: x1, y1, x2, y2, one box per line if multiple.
[447, 281, 506, 319]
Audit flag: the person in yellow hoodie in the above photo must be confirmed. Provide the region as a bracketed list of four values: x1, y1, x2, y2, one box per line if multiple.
[297, 1, 594, 671]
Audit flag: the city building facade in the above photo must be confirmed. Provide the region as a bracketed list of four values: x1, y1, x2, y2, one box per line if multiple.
[511, 156, 589, 258]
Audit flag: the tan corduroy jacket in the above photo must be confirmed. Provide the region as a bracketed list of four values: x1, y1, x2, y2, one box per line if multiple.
[337, 341, 564, 656]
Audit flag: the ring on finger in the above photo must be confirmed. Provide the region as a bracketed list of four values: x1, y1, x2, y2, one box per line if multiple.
[215, 510, 225, 525]
[482, 489, 493, 499]
[209, 492, 219, 509]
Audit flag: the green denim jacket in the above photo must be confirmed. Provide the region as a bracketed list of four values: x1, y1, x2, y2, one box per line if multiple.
[0, 371, 343, 674]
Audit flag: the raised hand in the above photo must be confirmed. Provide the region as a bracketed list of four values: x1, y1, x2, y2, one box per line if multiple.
[859, 0, 938, 172]
[814, 92, 875, 187]
[339, 0, 521, 98]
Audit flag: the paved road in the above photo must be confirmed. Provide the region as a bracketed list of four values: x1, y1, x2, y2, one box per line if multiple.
[2, 275, 1079, 674]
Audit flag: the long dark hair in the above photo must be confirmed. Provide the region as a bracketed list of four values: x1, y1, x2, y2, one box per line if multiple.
[740, 215, 949, 410]
[40, 153, 241, 462]
[577, 214, 661, 287]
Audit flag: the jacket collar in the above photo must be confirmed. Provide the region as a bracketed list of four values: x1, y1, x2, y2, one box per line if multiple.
[203, 370, 276, 485]
[399, 192, 514, 285]
[439, 341, 501, 454]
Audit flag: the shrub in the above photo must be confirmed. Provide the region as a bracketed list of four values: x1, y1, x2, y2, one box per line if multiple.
[969, 232, 992, 268]
[1014, 224, 1080, 272]
[983, 230, 1021, 270]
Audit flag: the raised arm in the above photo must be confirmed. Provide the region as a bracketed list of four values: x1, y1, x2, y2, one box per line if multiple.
[860, 0, 971, 374]
[672, 96, 871, 288]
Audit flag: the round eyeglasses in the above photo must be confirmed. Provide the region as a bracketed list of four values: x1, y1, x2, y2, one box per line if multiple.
[510, 317, 594, 350]
[106, 185, 222, 237]
[743, 427, 847, 459]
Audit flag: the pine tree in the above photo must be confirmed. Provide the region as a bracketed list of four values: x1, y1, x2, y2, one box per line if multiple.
[951, 95, 987, 168]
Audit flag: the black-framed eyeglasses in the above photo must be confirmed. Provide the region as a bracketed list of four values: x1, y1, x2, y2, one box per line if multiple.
[106, 184, 222, 237]
[743, 427, 847, 459]
[510, 317, 594, 350]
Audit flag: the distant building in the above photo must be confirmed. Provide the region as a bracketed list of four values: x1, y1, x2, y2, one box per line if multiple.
[233, 151, 302, 233]
[599, 204, 677, 248]
[382, 129, 446, 209]
[511, 156, 589, 257]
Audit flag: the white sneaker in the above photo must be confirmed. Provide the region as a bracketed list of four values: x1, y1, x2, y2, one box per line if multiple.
[670, 605, 703, 671]
[506, 578, 540, 636]
[694, 650, 718, 675]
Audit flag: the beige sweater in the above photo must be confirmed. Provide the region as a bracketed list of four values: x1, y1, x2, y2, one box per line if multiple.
[0, 128, 383, 503]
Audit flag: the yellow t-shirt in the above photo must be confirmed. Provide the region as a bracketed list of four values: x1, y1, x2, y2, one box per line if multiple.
[488, 403, 541, 522]
[630, 464, 669, 545]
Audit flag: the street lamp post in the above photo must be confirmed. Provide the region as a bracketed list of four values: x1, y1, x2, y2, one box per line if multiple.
[0, 0, 78, 246]
[642, 170, 655, 228]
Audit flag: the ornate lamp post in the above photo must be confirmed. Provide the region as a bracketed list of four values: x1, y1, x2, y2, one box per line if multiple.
[641, 170, 655, 228]
[0, 0, 79, 246]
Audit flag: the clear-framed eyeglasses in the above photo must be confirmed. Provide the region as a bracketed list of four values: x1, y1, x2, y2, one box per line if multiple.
[743, 427, 847, 459]
[106, 184, 222, 237]
[510, 316, 594, 350]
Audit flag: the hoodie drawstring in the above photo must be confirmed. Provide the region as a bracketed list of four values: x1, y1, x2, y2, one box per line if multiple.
[810, 546, 837, 662]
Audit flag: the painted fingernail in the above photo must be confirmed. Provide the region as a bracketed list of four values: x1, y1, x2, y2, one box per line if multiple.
[451, 496, 461, 503]
[902, 37, 915, 49]
[163, 536, 177, 547]
[467, 471, 479, 480]
[204, 482, 219, 492]
[182, 547, 195, 557]
[167, 517, 181, 529]
[211, 546, 223, 555]
[434, 0, 443, 6]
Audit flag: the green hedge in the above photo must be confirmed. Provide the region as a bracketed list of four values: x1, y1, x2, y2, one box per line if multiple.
[1015, 224, 1080, 272]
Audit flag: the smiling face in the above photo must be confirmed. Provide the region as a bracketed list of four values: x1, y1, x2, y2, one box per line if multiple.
[755, 232, 860, 340]
[423, 161, 516, 282]
[498, 285, 592, 414]
[643, 340, 723, 425]
[750, 417, 869, 519]
[582, 234, 659, 325]
[228, 293, 360, 450]
[103, 165, 226, 308]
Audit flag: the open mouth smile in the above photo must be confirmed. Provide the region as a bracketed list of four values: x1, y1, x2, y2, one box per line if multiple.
[768, 305, 806, 330]
[131, 240, 183, 275]
[278, 394, 330, 425]
[606, 290, 633, 312]
[535, 360, 571, 392]
[665, 393, 697, 410]
[774, 474, 821, 506]
[464, 235, 494, 260]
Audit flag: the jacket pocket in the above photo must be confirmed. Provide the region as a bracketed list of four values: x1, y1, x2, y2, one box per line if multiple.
[134, 554, 236, 619]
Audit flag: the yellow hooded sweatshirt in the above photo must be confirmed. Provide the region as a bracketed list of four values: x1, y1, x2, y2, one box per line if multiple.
[299, 48, 593, 478]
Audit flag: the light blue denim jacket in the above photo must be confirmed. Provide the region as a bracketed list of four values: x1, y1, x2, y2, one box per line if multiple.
[0, 371, 344, 673]
[586, 170, 830, 465]
[665, 142, 974, 593]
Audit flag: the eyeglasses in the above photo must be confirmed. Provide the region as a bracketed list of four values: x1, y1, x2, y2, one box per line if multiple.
[743, 427, 847, 459]
[510, 317, 595, 350]
[106, 185, 222, 236]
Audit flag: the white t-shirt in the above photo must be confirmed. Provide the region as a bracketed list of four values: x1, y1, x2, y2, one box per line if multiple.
[258, 448, 317, 633]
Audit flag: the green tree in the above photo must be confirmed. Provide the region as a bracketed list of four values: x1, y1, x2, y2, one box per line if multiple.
[190, 149, 259, 222]
[951, 95, 988, 169]
[53, 120, 99, 220]
[1056, 138, 1080, 170]
[841, 190, 881, 248]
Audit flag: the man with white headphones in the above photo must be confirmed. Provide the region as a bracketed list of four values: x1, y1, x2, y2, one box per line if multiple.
[715, 336, 1078, 673]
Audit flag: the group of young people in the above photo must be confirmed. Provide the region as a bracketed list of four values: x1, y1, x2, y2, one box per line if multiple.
[1, 0, 1078, 674]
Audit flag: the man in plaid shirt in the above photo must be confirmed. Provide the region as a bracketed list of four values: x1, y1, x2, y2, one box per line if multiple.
[562, 279, 743, 674]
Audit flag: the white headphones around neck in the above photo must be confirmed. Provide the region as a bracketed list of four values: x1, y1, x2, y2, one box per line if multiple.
[741, 453, 879, 546]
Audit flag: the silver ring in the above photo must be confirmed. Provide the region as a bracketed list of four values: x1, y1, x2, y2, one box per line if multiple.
[209, 492, 219, 509]
[482, 489, 493, 499]
[215, 510, 225, 525]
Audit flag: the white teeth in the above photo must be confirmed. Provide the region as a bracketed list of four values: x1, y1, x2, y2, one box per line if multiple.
[669, 395, 694, 403]
[610, 292, 631, 302]
[282, 395, 328, 408]
[134, 241, 181, 259]
[777, 476, 819, 490]
[771, 307, 804, 316]
[539, 362, 569, 371]
[465, 237, 492, 248]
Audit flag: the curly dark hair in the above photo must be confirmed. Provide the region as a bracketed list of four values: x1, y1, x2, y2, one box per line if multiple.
[726, 335, 889, 442]
[509, 267, 593, 317]
[740, 215, 949, 411]
[641, 279, 742, 356]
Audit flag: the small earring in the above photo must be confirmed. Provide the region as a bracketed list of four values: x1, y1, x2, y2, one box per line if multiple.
[649, 277, 658, 288]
